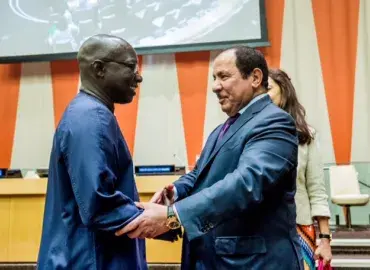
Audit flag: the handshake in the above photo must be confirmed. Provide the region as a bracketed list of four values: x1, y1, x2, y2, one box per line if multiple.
[115, 184, 182, 241]
[150, 183, 176, 205]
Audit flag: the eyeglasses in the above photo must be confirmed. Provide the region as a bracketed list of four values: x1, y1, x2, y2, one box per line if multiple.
[100, 59, 139, 73]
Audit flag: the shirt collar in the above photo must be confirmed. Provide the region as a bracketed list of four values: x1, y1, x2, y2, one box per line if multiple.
[238, 93, 268, 115]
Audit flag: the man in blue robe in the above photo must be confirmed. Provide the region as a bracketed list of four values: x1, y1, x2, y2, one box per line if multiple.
[37, 34, 147, 270]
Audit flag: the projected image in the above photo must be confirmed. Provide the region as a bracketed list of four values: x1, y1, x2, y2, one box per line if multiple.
[1, 0, 262, 57]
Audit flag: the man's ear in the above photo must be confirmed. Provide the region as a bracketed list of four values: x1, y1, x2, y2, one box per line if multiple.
[91, 60, 105, 79]
[251, 68, 263, 88]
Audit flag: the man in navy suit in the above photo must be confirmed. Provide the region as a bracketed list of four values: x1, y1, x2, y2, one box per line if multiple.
[116, 46, 303, 269]
[38, 34, 147, 270]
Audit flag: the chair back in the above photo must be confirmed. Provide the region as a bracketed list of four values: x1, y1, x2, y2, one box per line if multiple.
[328, 165, 360, 197]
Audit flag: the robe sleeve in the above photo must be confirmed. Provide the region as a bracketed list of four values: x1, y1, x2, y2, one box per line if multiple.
[60, 106, 141, 232]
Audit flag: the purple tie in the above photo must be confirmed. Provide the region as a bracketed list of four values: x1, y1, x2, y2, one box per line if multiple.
[218, 113, 240, 139]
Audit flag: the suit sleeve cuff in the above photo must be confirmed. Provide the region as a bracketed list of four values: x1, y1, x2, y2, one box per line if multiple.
[311, 205, 331, 219]
[173, 199, 209, 241]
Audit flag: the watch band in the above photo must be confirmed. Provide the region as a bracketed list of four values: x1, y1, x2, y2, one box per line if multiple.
[167, 205, 175, 218]
[319, 233, 332, 240]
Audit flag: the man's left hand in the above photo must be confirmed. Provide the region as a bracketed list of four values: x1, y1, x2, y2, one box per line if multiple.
[315, 239, 332, 266]
[115, 202, 169, 239]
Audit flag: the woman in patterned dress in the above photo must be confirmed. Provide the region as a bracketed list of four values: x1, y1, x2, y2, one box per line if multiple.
[268, 68, 332, 269]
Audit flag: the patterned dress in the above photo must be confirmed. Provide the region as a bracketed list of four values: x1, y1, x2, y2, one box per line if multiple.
[297, 224, 317, 270]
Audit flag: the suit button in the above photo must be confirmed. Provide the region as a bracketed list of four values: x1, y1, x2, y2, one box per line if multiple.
[204, 223, 213, 232]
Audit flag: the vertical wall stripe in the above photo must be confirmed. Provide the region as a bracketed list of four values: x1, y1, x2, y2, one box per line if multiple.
[0, 64, 21, 168]
[259, 0, 285, 67]
[175, 51, 210, 167]
[50, 60, 80, 127]
[133, 54, 188, 168]
[312, 0, 360, 164]
[280, 0, 336, 164]
[115, 55, 143, 155]
[203, 50, 227, 147]
[10, 63, 55, 169]
[351, 0, 370, 162]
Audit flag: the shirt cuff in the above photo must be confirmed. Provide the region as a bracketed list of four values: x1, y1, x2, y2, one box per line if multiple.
[173, 186, 179, 201]
[172, 203, 182, 225]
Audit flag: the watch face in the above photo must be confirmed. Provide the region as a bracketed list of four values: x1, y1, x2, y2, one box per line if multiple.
[167, 219, 180, 230]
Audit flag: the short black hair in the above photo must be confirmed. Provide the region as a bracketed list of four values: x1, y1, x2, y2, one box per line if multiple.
[227, 46, 269, 89]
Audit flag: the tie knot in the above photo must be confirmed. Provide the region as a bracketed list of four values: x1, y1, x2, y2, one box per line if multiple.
[218, 113, 240, 140]
[226, 113, 240, 125]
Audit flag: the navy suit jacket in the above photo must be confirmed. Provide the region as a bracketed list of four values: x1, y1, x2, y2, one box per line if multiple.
[37, 92, 147, 270]
[173, 95, 303, 270]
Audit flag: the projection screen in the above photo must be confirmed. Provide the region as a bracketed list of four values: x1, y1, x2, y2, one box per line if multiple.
[0, 0, 268, 62]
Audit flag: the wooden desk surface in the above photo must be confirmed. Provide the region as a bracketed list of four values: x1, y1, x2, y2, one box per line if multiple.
[0, 175, 183, 263]
[0, 175, 179, 196]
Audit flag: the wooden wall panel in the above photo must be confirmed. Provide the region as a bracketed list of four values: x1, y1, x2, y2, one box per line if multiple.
[0, 198, 10, 261]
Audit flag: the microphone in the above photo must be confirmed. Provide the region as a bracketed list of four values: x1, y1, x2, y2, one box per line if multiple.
[173, 153, 192, 173]
[173, 153, 185, 166]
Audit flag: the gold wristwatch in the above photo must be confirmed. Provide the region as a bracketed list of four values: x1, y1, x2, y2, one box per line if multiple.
[166, 205, 181, 230]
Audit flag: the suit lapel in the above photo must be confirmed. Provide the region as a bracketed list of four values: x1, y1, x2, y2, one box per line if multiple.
[197, 125, 223, 173]
[198, 95, 272, 176]
[205, 112, 255, 165]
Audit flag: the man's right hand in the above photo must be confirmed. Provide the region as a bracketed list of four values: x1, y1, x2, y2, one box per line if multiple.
[150, 184, 175, 205]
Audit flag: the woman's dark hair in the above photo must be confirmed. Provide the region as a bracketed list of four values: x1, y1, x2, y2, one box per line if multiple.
[269, 68, 313, 145]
